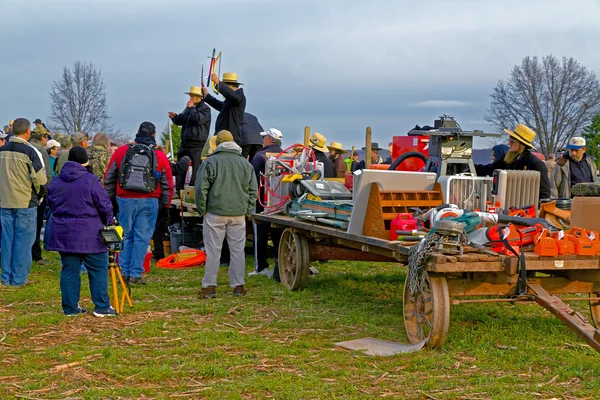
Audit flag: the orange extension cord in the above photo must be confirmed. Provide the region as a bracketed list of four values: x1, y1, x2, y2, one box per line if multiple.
[156, 249, 206, 269]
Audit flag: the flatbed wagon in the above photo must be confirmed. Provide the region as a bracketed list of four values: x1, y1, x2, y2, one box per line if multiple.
[253, 213, 600, 353]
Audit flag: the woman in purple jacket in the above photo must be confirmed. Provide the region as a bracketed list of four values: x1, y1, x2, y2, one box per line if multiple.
[46, 146, 116, 317]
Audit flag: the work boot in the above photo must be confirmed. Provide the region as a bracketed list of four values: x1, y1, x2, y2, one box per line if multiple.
[200, 286, 216, 299]
[233, 285, 247, 297]
[129, 277, 147, 285]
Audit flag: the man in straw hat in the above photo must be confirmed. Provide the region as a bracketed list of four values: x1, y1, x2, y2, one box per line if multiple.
[195, 130, 257, 299]
[328, 141, 348, 178]
[308, 132, 335, 178]
[202, 72, 246, 147]
[551, 136, 597, 198]
[169, 86, 211, 191]
[502, 123, 551, 199]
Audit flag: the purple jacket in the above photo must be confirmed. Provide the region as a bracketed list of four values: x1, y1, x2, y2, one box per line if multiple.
[46, 161, 114, 254]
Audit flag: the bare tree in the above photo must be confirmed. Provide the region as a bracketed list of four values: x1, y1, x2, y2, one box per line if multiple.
[485, 55, 600, 155]
[49, 61, 113, 135]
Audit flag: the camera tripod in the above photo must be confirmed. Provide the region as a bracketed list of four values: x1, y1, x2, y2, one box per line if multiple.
[108, 245, 133, 314]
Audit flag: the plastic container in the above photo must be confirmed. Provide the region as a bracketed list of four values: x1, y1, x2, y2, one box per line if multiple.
[390, 213, 418, 240]
[143, 250, 152, 274]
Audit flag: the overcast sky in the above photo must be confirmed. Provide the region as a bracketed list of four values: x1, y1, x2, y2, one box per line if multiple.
[2, 0, 599, 149]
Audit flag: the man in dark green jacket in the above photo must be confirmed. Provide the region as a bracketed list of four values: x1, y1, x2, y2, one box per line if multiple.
[195, 130, 257, 299]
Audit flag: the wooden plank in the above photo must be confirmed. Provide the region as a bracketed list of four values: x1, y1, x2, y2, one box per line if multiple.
[429, 261, 505, 273]
[457, 254, 483, 263]
[447, 277, 600, 297]
[362, 183, 387, 240]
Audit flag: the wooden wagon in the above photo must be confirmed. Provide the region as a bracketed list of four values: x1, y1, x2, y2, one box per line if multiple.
[253, 213, 600, 353]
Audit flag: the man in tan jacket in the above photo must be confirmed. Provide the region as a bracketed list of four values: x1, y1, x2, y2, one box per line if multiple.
[551, 137, 598, 198]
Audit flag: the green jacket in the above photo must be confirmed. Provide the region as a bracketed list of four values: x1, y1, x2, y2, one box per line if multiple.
[551, 154, 598, 198]
[195, 142, 257, 216]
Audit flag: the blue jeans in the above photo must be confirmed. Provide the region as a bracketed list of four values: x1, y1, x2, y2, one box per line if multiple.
[60, 252, 110, 314]
[117, 197, 158, 278]
[1, 208, 37, 286]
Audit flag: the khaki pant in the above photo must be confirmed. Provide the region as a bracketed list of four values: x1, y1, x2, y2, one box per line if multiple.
[202, 212, 246, 288]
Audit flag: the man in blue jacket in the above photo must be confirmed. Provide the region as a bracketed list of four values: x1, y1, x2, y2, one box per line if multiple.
[169, 86, 211, 191]
[195, 130, 257, 298]
[202, 72, 246, 147]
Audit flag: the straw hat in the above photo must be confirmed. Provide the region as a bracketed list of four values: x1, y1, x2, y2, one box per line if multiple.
[309, 132, 328, 152]
[184, 86, 203, 97]
[222, 72, 243, 85]
[328, 141, 346, 154]
[504, 124, 537, 150]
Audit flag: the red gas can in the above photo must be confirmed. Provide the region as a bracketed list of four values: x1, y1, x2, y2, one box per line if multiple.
[390, 214, 418, 240]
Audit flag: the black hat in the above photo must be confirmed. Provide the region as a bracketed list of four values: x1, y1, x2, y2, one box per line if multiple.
[362, 142, 383, 151]
[34, 118, 42, 124]
[138, 121, 156, 136]
[68, 145, 89, 166]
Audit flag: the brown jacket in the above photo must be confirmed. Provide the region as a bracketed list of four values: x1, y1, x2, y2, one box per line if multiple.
[330, 154, 348, 178]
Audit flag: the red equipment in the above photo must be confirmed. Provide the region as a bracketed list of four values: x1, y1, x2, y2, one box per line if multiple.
[550, 232, 575, 256]
[486, 224, 521, 256]
[517, 224, 545, 247]
[390, 213, 419, 240]
[565, 228, 595, 256]
[534, 230, 558, 257]
[389, 136, 430, 171]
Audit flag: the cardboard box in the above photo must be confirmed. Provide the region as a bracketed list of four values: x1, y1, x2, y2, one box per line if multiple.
[571, 197, 600, 232]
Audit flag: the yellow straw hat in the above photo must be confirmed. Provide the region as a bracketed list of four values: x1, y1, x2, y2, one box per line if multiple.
[309, 132, 328, 152]
[184, 86, 203, 96]
[504, 124, 537, 150]
[221, 72, 243, 85]
[328, 141, 346, 154]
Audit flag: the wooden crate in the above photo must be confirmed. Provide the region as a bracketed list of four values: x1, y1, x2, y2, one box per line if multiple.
[363, 182, 443, 240]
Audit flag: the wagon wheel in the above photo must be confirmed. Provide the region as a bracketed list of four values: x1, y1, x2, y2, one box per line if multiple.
[278, 228, 310, 291]
[590, 293, 600, 327]
[403, 272, 450, 349]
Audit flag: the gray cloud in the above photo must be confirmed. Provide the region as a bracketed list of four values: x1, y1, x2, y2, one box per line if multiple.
[1, 0, 599, 150]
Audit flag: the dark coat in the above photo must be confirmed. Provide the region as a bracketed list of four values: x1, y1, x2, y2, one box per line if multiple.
[315, 150, 335, 178]
[241, 112, 264, 146]
[475, 145, 510, 177]
[204, 83, 246, 146]
[506, 149, 551, 200]
[46, 161, 114, 254]
[171, 101, 211, 149]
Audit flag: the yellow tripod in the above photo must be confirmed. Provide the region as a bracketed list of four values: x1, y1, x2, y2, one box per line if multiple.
[108, 247, 132, 314]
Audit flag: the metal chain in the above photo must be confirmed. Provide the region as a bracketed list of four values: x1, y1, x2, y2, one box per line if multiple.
[406, 230, 468, 296]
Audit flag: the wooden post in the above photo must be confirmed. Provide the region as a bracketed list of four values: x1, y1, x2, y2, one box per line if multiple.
[365, 126, 372, 168]
[304, 126, 310, 147]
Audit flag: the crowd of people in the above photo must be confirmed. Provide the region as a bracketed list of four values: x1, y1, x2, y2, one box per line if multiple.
[1, 76, 597, 315]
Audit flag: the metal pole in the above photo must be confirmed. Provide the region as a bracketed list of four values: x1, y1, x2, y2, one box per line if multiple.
[168, 119, 174, 159]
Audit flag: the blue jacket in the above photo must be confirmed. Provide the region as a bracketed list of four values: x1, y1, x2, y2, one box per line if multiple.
[46, 161, 114, 254]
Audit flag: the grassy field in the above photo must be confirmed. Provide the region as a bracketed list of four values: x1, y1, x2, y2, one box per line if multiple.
[1, 250, 599, 399]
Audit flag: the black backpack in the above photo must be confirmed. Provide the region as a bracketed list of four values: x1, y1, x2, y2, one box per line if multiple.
[118, 143, 159, 193]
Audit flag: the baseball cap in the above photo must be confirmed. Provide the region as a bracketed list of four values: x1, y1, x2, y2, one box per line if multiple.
[45, 139, 61, 150]
[138, 121, 156, 136]
[566, 137, 586, 150]
[34, 118, 42, 124]
[0, 131, 7, 139]
[216, 130, 234, 144]
[73, 131, 90, 144]
[260, 128, 283, 139]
